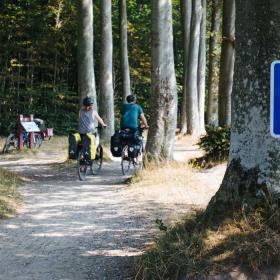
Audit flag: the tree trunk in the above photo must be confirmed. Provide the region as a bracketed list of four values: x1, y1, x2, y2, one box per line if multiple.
[197, 0, 206, 134]
[207, 0, 220, 126]
[218, 0, 235, 127]
[186, 0, 202, 136]
[119, 0, 131, 103]
[99, 0, 115, 141]
[145, 0, 178, 161]
[209, 0, 280, 211]
[77, 0, 96, 104]
[180, 0, 192, 134]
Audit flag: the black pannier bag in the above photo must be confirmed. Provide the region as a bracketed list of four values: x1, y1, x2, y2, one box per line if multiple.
[68, 133, 81, 160]
[119, 129, 134, 143]
[127, 144, 142, 158]
[111, 131, 122, 157]
[120, 129, 142, 145]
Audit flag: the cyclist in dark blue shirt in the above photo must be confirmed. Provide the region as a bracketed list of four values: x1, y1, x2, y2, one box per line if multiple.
[121, 95, 149, 130]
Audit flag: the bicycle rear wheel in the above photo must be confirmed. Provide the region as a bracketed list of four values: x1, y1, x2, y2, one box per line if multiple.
[90, 144, 103, 175]
[135, 151, 144, 170]
[77, 151, 88, 181]
[34, 134, 43, 148]
[121, 146, 134, 175]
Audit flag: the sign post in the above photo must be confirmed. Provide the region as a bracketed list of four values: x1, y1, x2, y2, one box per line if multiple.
[16, 114, 40, 149]
[271, 61, 280, 138]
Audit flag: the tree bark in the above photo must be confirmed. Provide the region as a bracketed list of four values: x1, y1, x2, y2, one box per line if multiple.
[197, 0, 206, 134]
[180, 0, 192, 134]
[145, 0, 178, 161]
[99, 0, 115, 141]
[77, 0, 96, 104]
[209, 0, 280, 211]
[186, 0, 202, 136]
[218, 0, 235, 127]
[119, 0, 131, 103]
[207, 0, 220, 126]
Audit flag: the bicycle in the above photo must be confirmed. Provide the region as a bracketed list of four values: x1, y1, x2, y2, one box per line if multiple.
[2, 133, 18, 153]
[2, 131, 42, 153]
[77, 129, 104, 181]
[120, 128, 144, 176]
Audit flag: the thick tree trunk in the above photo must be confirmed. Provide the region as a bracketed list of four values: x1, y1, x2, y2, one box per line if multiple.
[119, 0, 131, 103]
[186, 0, 202, 136]
[145, 0, 178, 161]
[218, 0, 235, 127]
[77, 0, 96, 104]
[209, 0, 280, 211]
[180, 0, 192, 134]
[197, 0, 206, 134]
[207, 0, 220, 126]
[99, 0, 115, 141]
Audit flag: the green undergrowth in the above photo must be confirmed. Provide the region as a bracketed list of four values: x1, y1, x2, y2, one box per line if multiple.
[189, 126, 230, 169]
[135, 196, 280, 279]
[0, 168, 22, 219]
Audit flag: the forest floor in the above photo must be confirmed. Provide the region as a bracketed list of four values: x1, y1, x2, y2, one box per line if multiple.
[0, 136, 226, 280]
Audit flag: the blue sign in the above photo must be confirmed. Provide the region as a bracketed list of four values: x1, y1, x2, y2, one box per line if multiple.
[271, 61, 280, 138]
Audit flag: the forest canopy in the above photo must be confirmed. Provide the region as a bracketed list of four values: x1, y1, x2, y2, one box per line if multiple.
[0, 0, 187, 135]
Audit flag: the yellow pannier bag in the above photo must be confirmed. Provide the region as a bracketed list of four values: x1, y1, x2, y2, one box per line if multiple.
[81, 133, 96, 160]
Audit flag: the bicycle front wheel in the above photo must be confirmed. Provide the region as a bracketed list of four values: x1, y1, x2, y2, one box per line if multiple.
[2, 134, 17, 153]
[90, 144, 103, 175]
[77, 151, 88, 181]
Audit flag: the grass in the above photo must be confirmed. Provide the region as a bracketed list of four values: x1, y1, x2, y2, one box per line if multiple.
[127, 160, 190, 187]
[0, 168, 22, 219]
[189, 155, 227, 169]
[135, 197, 280, 279]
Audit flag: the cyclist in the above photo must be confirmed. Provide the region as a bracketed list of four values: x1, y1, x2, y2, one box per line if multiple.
[120, 94, 149, 131]
[76, 96, 106, 178]
[120, 94, 149, 162]
[78, 96, 107, 135]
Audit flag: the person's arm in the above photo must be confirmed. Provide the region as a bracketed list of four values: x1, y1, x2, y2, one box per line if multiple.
[93, 111, 107, 127]
[138, 105, 149, 128]
[140, 113, 149, 128]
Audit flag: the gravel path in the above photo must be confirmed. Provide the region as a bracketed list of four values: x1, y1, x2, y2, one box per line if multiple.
[0, 143, 226, 280]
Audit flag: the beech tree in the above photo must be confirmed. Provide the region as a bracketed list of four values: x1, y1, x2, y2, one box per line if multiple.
[186, 0, 202, 136]
[210, 0, 280, 208]
[119, 0, 131, 103]
[218, 0, 235, 127]
[99, 0, 115, 141]
[197, 0, 206, 134]
[145, 0, 178, 160]
[180, 0, 192, 134]
[77, 0, 96, 104]
[207, 0, 220, 126]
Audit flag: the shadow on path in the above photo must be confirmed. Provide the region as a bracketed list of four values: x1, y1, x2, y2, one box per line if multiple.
[0, 158, 196, 280]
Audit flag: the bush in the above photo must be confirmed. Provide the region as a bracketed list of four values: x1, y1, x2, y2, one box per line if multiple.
[189, 126, 230, 168]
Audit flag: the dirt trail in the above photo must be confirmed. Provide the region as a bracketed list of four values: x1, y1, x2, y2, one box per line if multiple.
[0, 139, 226, 280]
